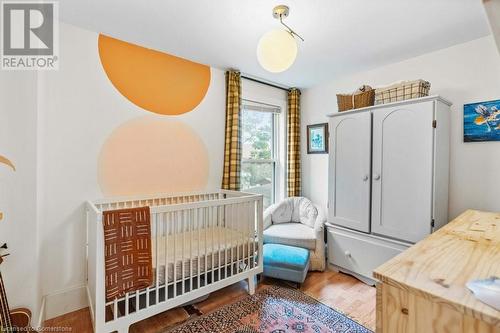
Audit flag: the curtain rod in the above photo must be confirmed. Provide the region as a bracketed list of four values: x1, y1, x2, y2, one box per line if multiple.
[241, 75, 290, 92]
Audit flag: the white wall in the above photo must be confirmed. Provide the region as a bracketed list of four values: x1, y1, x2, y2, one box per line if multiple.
[5, 21, 500, 324]
[484, 0, 500, 56]
[301, 36, 500, 220]
[0, 71, 41, 320]
[37, 23, 226, 319]
[1, 23, 289, 322]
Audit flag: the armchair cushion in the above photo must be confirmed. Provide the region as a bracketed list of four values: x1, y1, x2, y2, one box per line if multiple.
[263, 223, 317, 250]
[295, 197, 318, 228]
[268, 197, 318, 228]
[270, 200, 294, 224]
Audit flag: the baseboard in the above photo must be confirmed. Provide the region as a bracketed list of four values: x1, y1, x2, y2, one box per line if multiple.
[40, 285, 89, 322]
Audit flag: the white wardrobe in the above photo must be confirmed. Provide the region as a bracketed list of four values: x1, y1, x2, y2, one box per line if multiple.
[326, 96, 451, 285]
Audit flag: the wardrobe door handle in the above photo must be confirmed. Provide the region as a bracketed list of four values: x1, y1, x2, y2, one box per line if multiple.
[362, 175, 369, 182]
[345, 251, 351, 258]
[373, 174, 381, 180]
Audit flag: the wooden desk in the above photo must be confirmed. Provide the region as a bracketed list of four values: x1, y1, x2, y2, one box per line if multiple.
[373, 210, 500, 333]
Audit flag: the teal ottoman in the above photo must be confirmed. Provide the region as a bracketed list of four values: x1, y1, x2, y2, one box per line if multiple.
[263, 243, 310, 285]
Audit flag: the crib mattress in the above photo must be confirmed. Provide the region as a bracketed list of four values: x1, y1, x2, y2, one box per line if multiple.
[151, 226, 257, 285]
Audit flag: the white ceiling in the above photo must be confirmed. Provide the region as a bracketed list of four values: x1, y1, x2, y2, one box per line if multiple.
[59, 0, 491, 88]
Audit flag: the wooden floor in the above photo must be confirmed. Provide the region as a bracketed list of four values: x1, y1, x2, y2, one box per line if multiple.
[44, 270, 376, 332]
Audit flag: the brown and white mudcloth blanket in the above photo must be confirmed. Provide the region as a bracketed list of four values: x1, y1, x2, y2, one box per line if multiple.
[102, 207, 153, 302]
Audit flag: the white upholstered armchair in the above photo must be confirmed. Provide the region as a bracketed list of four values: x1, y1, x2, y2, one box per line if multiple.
[263, 197, 326, 271]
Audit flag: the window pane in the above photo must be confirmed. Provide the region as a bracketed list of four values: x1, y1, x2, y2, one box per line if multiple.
[241, 162, 273, 208]
[242, 110, 273, 160]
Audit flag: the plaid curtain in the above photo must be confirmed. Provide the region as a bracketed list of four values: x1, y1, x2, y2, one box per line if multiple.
[221, 71, 242, 191]
[287, 88, 301, 197]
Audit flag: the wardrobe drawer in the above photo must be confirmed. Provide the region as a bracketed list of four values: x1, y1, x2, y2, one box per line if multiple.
[327, 225, 409, 282]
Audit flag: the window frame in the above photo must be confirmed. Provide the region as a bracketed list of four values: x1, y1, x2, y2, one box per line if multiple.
[240, 78, 288, 205]
[241, 109, 279, 204]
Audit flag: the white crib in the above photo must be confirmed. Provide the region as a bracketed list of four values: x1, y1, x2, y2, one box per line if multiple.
[86, 190, 263, 333]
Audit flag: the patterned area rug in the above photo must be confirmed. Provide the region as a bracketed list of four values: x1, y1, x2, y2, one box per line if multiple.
[166, 286, 373, 333]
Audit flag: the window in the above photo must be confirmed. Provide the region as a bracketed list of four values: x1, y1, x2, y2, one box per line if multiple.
[240, 101, 279, 208]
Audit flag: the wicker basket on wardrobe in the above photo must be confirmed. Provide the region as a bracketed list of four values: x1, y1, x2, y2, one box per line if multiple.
[337, 89, 375, 112]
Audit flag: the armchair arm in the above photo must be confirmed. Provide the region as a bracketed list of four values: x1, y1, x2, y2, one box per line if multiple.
[311, 204, 327, 271]
[314, 205, 327, 232]
[263, 203, 279, 230]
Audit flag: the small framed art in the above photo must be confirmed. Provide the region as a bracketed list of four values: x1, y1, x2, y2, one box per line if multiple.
[307, 123, 328, 154]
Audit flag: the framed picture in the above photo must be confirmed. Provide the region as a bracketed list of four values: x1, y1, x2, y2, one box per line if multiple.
[307, 123, 328, 154]
[464, 99, 500, 142]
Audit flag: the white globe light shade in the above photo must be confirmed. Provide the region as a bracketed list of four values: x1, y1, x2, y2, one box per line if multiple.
[257, 29, 297, 73]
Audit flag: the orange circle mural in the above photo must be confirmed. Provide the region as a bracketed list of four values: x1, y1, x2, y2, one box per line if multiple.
[98, 117, 209, 197]
[98, 34, 211, 116]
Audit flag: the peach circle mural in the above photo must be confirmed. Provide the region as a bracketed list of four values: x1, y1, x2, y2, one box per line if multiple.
[98, 34, 211, 116]
[98, 117, 209, 197]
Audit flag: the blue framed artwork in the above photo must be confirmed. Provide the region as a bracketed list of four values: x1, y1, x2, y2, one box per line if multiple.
[464, 99, 500, 142]
[307, 123, 328, 154]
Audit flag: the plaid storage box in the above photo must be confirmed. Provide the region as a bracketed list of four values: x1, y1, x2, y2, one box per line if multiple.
[375, 79, 430, 105]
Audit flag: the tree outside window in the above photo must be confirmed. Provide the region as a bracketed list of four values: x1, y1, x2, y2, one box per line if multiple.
[241, 108, 277, 208]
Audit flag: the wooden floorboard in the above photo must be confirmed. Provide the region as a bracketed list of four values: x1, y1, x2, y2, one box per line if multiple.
[44, 307, 94, 333]
[43, 270, 376, 332]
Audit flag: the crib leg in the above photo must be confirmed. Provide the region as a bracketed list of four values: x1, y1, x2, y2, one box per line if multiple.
[247, 275, 256, 295]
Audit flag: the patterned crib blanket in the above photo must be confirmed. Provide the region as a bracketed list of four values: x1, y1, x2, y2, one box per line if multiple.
[102, 207, 153, 302]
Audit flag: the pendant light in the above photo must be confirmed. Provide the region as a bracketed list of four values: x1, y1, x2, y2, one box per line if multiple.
[257, 5, 304, 73]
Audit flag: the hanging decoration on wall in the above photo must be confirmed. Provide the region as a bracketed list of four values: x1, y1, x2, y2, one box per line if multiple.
[97, 34, 216, 197]
[257, 5, 304, 73]
[0, 155, 15, 171]
[307, 123, 328, 154]
[0, 155, 15, 222]
[98, 117, 209, 197]
[464, 99, 500, 142]
[98, 34, 211, 116]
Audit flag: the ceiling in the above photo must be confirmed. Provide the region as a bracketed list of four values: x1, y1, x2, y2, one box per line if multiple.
[59, 0, 491, 88]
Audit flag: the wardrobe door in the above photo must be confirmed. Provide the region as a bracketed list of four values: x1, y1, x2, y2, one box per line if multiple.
[371, 101, 434, 243]
[328, 111, 371, 233]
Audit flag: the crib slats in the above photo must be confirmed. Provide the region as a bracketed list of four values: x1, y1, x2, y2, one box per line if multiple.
[182, 209, 186, 296]
[92, 191, 262, 331]
[230, 205, 236, 275]
[237, 203, 241, 274]
[224, 204, 228, 276]
[113, 298, 118, 321]
[230, 204, 234, 275]
[216, 206, 224, 276]
[231, 204, 235, 275]
[203, 206, 208, 286]
[164, 212, 169, 299]
[189, 208, 193, 293]
[125, 292, 129, 316]
[196, 208, 201, 290]
[210, 206, 215, 284]
[155, 213, 160, 305]
[173, 211, 178, 298]
[249, 201, 253, 269]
